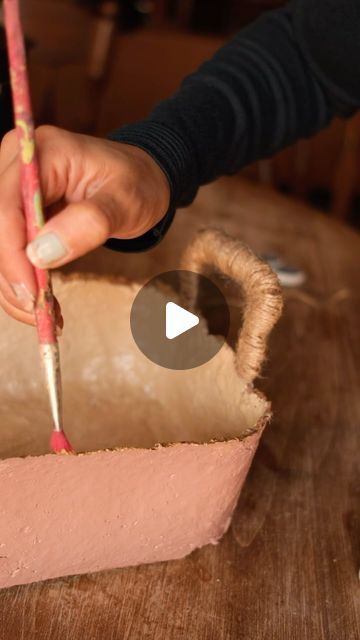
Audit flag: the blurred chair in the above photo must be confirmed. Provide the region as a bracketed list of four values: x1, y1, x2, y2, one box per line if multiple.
[16, 0, 119, 132]
[248, 114, 360, 220]
[330, 113, 360, 219]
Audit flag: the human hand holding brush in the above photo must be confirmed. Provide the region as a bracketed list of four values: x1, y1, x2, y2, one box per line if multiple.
[2, 0, 358, 331]
[0, 126, 170, 325]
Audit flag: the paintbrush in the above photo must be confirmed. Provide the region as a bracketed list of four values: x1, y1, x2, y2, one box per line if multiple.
[3, 0, 73, 454]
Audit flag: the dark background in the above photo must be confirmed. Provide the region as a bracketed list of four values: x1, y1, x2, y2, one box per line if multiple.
[1, 0, 359, 225]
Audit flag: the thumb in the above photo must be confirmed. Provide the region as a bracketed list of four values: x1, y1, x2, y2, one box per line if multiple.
[26, 195, 122, 269]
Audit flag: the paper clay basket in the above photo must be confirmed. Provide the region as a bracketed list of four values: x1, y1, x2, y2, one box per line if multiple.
[0, 229, 282, 589]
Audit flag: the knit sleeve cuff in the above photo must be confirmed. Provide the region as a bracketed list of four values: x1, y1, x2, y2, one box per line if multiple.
[103, 203, 176, 253]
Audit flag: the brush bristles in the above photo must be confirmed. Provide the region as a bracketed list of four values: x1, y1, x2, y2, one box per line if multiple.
[50, 431, 74, 454]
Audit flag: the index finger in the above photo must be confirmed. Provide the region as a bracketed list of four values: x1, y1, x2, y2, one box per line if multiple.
[0, 152, 38, 305]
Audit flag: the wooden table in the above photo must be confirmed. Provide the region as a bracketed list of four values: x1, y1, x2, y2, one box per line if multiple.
[0, 178, 359, 640]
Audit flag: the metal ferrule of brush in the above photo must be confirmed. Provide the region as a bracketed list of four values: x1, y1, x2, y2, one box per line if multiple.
[39, 343, 63, 432]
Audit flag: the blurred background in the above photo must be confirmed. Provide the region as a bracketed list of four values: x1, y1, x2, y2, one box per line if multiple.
[0, 0, 360, 227]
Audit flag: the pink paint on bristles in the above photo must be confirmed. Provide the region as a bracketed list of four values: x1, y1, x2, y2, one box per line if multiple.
[50, 431, 74, 455]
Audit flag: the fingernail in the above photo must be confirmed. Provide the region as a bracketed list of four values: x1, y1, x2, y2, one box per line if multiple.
[26, 232, 68, 267]
[10, 282, 35, 312]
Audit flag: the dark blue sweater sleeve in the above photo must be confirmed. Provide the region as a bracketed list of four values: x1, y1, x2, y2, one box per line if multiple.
[105, 0, 359, 252]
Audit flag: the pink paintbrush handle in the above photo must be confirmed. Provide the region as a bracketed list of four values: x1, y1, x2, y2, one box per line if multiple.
[3, 0, 57, 345]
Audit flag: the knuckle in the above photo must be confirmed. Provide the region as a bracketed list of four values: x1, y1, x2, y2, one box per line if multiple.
[35, 124, 59, 140]
[35, 125, 73, 151]
[35, 125, 66, 157]
[35, 125, 82, 160]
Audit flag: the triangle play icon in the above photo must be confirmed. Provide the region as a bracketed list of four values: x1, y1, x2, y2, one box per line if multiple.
[165, 302, 199, 340]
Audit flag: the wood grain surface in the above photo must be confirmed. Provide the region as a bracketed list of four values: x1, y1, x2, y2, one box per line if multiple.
[0, 178, 359, 639]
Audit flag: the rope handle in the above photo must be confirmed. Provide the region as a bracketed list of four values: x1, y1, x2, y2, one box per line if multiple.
[180, 228, 283, 383]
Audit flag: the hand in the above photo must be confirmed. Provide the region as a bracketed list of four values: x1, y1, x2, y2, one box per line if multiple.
[0, 125, 170, 326]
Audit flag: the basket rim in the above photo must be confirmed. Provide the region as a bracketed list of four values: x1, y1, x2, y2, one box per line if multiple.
[21, 270, 271, 462]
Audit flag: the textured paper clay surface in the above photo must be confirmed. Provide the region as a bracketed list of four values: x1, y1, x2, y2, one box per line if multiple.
[0, 275, 269, 588]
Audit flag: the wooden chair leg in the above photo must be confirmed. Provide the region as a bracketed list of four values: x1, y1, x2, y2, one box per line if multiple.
[330, 114, 360, 219]
[87, 1, 119, 82]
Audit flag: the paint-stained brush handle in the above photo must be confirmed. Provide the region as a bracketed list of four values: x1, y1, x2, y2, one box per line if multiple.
[3, 0, 72, 453]
[3, 0, 55, 343]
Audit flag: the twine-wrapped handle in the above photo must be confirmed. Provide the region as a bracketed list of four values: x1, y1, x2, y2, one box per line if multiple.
[180, 228, 283, 383]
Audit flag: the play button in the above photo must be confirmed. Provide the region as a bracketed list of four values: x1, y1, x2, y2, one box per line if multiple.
[130, 270, 230, 370]
[165, 302, 199, 340]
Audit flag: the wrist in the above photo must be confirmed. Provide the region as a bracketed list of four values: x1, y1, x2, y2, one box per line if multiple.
[117, 143, 171, 237]
[103, 136, 176, 253]
[106, 120, 197, 210]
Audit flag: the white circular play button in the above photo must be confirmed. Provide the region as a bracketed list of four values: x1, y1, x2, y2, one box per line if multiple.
[130, 271, 230, 370]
